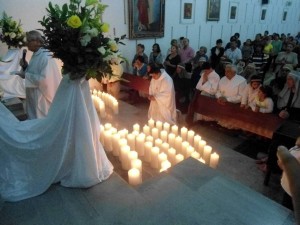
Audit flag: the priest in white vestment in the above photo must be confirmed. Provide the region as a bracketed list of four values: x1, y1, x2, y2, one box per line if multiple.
[16, 31, 61, 119]
[148, 64, 177, 124]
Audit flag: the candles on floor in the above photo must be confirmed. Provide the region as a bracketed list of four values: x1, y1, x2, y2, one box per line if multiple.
[91, 89, 118, 116]
[128, 168, 142, 185]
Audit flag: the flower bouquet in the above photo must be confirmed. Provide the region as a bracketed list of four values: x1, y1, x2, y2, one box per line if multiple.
[39, 0, 126, 80]
[0, 12, 26, 49]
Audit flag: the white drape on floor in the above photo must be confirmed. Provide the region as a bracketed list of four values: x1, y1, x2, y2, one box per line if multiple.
[0, 75, 113, 202]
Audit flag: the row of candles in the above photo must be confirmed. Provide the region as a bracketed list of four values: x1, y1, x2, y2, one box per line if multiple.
[91, 89, 118, 117]
[100, 119, 220, 186]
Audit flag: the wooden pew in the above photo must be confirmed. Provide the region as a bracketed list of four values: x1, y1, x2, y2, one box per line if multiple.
[186, 92, 284, 139]
[121, 72, 150, 94]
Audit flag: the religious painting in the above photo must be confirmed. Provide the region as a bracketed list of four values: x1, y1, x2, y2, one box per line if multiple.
[282, 9, 287, 22]
[180, 0, 195, 24]
[128, 0, 165, 39]
[206, 0, 221, 21]
[260, 8, 267, 21]
[228, 2, 238, 23]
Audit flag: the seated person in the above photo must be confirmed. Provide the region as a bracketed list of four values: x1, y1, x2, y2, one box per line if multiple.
[164, 45, 181, 77]
[148, 64, 177, 124]
[250, 44, 268, 79]
[131, 44, 148, 74]
[195, 62, 220, 97]
[149, 43, 164, 69]
[191, 46, 208, 70]
[251, 85, 274, 113]
[222, 39, 242, 65]
[133, 55, 148, 78]
[173, 63, 192, 104]
[210, 39, 225, 70]
[240, 63, 257, 82]
[190, 57, 207, 90]
[241, 75, 262, 109]
[270, 64, 293, 97]
[216, 64, 247, 104]
[277, 71, 300, 121]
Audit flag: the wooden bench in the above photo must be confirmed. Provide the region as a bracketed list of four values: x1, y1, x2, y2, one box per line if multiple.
[186, 91, 284, 139]
[121, 72, 150, 94]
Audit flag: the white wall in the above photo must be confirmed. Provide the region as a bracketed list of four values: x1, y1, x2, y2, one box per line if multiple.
[1, 0, 300, 72]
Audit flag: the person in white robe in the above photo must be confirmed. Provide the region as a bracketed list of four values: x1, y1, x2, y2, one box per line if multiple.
[215, 64, 247, 104]
[0, 74, 113, 202]
[16, 30, 61, 119]
[0, 48, 26, 99]
[148, 64, 177, 124]
[240, 75, 262, 109]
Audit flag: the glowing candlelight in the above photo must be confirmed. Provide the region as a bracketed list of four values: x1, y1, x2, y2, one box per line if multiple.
[187, 130, 195, 145]
[127, 133, 135, 151]
[186, 146, 194, 158]
[120, 145, 130, 169]
[158, 152, 168, 164]
[150, 146, 160, 169]
[160, 160, 171, 172]
[104, 123, 112, 131]
[136, 133, 145, 156]
[160, 130, 168, 143]
[156, 121, 163, 132]
[198, 140, 207, 156]
[131, 159, 142, 172]
[191, 151, 200, 159]
[194, 135, 201, 152]
[171, 125, 178, 136]
[175, 136, 182, 152]
[143, 125, 150, 136]
[144, 141, 153, 162]
[163, 122, 170, 133]
[180, 127, 188, 141]
[152, 128, 159, 139]
[148, 118, 155, 129]
[168, 133, 175, 148]
[112, 133, 121, 156]
[210, 152, 219, 169]
[181, 141, 189, 157]
[203, 145, 212, 164]
[167, 148, 176, 165]
[175, 154, 184, 164]
[161, 142, 169, 154]
[154, 138, 163, 149]
[133, 123, 140, 133]
[199, 157, 206, 164]
[128, 168, 142, 185]
[146, 135, 154, 143]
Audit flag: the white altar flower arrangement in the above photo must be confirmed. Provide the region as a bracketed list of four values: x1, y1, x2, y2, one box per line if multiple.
[0, 12, 26, 48]
[39, 0, 126, 80]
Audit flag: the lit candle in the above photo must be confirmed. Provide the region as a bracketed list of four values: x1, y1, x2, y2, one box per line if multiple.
[144, 141, 153, 162]
[143, 125, 150, 136]
[100, 125, 105, 144]
[171, 125, 178, 136]
[131, 159, 142, 172]
[112, 133, 121, 156]
[160, 130, 168, 143]
[163, 122, 170, 133]
[198, 140, 207, 156]
[148, 118, 155, 129]
[152, 128, 159, 140]
[168, 133, 175, 148]
[191, 151, 200, 159]
[93, 89, 97, 95]
[156, 121, 163, 132]
[146, 135, 154, 144]
[118, 138, 127, 160]
[187, 130, 195, 145]
[103, 130, 112, 152]
[127, 133, 135, 151]
[99, 100, 106, 118]
[128, 151, 138, 167]
[203, 145, 212, 164]
[210, 152, 219, 169]
[175, 136, 182, 152]
[180, 127, 188, 141]
[158, 152, 168, 166]
[113, 101, 118, 115]
[133, 123, 140, 133]
[186, 146, 194, 158]
[128, 168, 142, 185]
[150, 146, 160, 169]
[118, 129, 128, 139]
[194, 135, 201, 152]
[120, 145, 130, 169]
[97, 90, 102, 97]
[154, 138, 163, 149]
[160, 160, 171, 172]
[136, 133, 145, 156]
[167, 148, 176, 165]
[175, 154, 184, 164]
[161, 142, 169, 154]
[181, 141, 189, 157]
[199, 158, 206, 164]
[104, 123, 112, 131]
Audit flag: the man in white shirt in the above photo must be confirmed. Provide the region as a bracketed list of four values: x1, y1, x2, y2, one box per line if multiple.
[215, 64, 247, 104]
[18, 30, 61, 119]
[222, 40, 242, 65]
[148, 64, 177, 124]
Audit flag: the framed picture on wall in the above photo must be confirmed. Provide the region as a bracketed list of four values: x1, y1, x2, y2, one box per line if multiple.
[180, 0, 195, 24]
[260, 8, 267, 22]
[206, 0, 221, 21]
[282, 9, 288, 22]
[128, 0, 165, 39]
[228, 2, 238, 23]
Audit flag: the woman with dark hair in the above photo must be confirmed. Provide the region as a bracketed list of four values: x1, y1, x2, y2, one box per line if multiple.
[252, 85, 274, 113]
[149, 43, 163, 68]
[210, 39, 224, 69]
[164, 45, 181, 76]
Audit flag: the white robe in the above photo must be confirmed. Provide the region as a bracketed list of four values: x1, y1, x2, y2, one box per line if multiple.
[215, 74, 247, 103]
[241, 84, 261, 106]
[0, 48, 26, 99]
[196, 70, 220, 97]
[25, 48, 61, 119]
[0, 75, 113, 202]
[148, 70, 177, 124]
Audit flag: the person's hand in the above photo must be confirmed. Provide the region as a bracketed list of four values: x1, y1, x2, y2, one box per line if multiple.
[277, 146, 300, 224]
[279, 109, 289, 119]
[240, 104, 245, 108]
[19, 58, 28, 70]
[217, 97, 227, 105]
[142, 75, 149, 80]
[148, 95, 155, 101]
